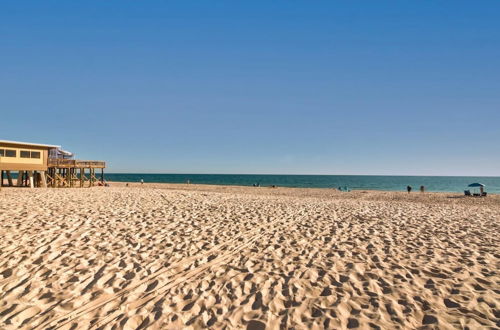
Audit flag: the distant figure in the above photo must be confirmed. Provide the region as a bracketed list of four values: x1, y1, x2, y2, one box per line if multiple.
[480, 186, 484, 195]
[420, 185, 425, 193]
[187, 179, 190, 184]
[126, 183, 129, 187]
[257, 182, 260, 187]
[140, 179, 144, 185]
[407, 185, 412, 193]
[338, 186, 342, 191]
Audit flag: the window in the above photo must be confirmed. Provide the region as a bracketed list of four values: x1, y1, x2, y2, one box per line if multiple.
[20, 150, 30, 158]
[5, 149, 16, 157]
[0, 149, 4, 157]
[31, 151, 41, 159]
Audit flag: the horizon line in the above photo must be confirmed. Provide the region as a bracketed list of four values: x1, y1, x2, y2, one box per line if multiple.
[103, 172, 500, 178]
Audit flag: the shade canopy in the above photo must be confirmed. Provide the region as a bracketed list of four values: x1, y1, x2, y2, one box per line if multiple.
[468, 183, 485, 187]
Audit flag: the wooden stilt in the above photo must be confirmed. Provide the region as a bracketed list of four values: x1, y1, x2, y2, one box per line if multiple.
[55, 168, 68, 188]
[28, 171, 34, 189]
[90, 168, 98, 186]
[1, 170, 4, 187]
[47, 169, 51, 187]
[40, 171, 48, 188]
[46, 169, 53, 187]
[6, 171, 13, 186]
[17, 171, 24, 186]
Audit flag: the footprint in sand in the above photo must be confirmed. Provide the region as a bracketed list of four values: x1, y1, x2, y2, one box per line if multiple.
[246, 319, 265, 330]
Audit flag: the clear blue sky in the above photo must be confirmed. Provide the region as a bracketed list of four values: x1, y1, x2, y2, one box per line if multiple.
[1, 1, 499, 175]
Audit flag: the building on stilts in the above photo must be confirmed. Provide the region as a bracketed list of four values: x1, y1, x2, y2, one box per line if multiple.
[0, 140, 105, 188]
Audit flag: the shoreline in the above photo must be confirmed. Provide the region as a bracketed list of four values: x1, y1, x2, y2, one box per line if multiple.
[101, 173, 500, 194]
[106, 180, 499, 200]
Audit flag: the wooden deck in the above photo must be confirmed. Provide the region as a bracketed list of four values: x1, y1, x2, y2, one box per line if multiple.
[47, 159, 106, 187]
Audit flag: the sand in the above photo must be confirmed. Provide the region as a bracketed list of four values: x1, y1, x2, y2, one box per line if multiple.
[0, 183, 499, 329]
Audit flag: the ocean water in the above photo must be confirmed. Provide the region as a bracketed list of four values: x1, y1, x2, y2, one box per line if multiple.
[104, 174, 500, 194]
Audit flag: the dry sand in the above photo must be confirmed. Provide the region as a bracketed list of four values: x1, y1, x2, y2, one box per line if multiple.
[0, 183, 499, 329]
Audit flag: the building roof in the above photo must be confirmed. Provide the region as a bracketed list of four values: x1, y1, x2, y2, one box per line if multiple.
[0, 140, 61, 148]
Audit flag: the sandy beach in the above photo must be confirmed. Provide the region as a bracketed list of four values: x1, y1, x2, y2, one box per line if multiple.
[1, 183, 499, 329]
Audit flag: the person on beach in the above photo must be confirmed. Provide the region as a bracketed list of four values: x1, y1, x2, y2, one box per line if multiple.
[420, 185, 425, 193]
[140, 179, 144, 185]
[407, 185, 412, 193]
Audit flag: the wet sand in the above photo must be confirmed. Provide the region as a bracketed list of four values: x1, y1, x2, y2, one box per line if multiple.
[1, 183, 499, 329]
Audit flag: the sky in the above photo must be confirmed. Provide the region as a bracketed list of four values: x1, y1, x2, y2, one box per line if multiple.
[1, 1, 499, 175]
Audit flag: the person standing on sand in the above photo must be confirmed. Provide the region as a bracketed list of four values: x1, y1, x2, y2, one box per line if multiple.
[407, 185, 412, 193]
[420, 185, 425, 193]
[140, 179, 144, 185]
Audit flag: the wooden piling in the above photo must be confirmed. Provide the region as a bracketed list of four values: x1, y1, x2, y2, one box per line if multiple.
[28, 171, 34, 189]
[40, 171, 48, 188]
[6, 171, 13, 186]
[17, 171, 24, 186]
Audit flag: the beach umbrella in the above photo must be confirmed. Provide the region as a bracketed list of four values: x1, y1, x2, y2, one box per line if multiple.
[467, 182, 485, 195]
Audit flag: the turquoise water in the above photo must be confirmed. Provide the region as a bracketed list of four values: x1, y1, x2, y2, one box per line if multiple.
[104, 174, 500, 194]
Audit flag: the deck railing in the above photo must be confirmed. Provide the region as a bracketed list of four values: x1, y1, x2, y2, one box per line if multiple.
[48, 159, 106, 168]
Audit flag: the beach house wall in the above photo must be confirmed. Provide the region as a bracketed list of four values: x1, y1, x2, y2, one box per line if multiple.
[0, 140, 57, 171]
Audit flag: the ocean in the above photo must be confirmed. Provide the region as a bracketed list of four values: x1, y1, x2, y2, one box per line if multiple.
[104, 174, 500, 194]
